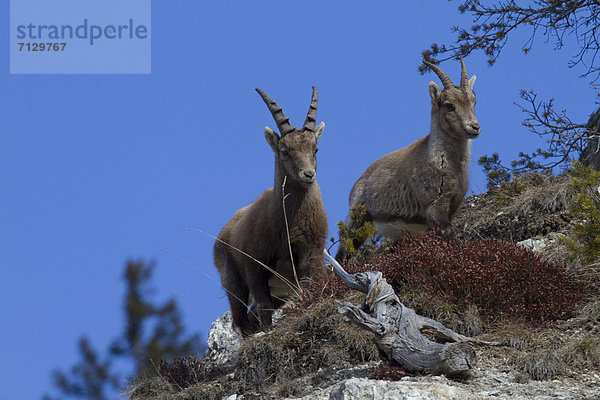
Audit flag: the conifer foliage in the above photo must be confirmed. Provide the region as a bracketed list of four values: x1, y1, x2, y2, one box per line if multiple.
[423, 1, 600, 175]
[44, 260, 201, 400]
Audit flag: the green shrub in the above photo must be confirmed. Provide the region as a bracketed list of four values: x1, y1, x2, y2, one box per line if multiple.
[336, 204, 378, 258]
[479, 152, 512, 190]
[560, 162, 600, 269]
[495, 176, 527, 205]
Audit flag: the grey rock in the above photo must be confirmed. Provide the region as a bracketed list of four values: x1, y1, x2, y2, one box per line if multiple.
[518, 237, 551, 253]
[204, 311, 243, 365]
[204, 310, 285, 365]
[327, 377, 481, 400]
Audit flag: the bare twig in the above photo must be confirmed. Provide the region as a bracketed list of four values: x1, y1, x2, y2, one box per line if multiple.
[161, 248, 263, 327]
[422, 1, 600, 82]
[282, 176, 301, 292]
[183, 228, 302, 299]
[479, 91, 596, 182]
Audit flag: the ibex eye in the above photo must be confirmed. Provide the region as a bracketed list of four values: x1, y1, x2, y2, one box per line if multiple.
[444, 103, 455, 111]
[280, 150, 289, 157]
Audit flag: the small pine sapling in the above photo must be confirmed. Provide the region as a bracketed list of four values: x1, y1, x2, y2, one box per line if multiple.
[560, 162, 600, 269]
[336, 204, 377, 259]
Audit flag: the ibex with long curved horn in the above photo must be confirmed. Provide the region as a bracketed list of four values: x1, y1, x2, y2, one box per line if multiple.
[336, 58, 480, 261]
[214, 87, 328, 336]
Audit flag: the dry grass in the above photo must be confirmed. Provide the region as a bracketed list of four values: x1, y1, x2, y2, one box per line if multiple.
[561, 335, 600, 369]
[130, 291, 379, 400]
[504, 172, 575, 215]
[397, 286, 484, 336]
[566, 298, 600, 333]
[235, 291, 379, 390]
[483, 303, 600, 382]
[489, 321, 536, 351]
[454, 173, 575, 243]
[513, 350, 568, 381]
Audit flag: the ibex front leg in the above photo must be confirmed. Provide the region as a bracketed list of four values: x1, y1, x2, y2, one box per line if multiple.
[425, 179, 457, 239]
[426, 201, 455, 239]
[296, 247, 326, 288]
[246, 264, 275, 333]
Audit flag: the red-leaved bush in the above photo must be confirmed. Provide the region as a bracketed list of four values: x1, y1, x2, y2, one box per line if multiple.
[369, 232, 588, 323]
[287, 267, 349, 313]
[297, 233, 591, 324]
[371, 362, 411, 381]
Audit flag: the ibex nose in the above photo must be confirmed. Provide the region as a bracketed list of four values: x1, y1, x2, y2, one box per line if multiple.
[303, 170, 315, 179]
[470, 122, 481, 133]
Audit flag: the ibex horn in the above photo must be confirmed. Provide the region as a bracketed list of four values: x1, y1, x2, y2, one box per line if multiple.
[423, 60, 454, 89]
[460, 56, 468, 87]
[255, 88, 296, 136]
[302, 86, 318, 132]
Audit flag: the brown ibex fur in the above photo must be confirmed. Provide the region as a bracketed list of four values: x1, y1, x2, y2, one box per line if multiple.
[214, 87, 328, 336]
[337, 58, 480, 261]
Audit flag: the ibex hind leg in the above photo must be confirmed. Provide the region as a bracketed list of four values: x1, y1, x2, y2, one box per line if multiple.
[214, 244, 253, 336]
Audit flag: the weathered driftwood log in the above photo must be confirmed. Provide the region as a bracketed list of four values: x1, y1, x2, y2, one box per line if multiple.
[324, 250, 493, 377]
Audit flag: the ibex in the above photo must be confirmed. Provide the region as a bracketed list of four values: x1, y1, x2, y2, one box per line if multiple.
[214, 87, 328, 336]
[336, 58, 480, 261]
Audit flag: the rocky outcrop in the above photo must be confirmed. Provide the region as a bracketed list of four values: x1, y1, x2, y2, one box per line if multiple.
[204, 310, 285, 365]
[517, 233, 562, 253]
[204, 311, 243, 365]
[327, 377, 478, 400]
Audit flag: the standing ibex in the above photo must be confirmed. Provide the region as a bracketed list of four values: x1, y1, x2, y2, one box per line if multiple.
[336, 58, 480, 261]
[214, 87, 328, 336]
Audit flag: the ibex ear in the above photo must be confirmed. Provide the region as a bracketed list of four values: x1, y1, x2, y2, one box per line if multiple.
[468, 75, 476, 90]
[428, 81, 441, 103]
[264, 126, 279, 152]
[314, 122, 325, 142]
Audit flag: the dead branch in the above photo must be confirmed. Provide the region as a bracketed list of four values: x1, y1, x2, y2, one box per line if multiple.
[324, 250, 497, 377]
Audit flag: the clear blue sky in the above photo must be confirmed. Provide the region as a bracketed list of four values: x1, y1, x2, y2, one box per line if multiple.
[0, 1, 595, 399]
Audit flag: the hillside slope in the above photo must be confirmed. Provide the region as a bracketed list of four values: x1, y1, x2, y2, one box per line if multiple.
[130, 174, 600, 400]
